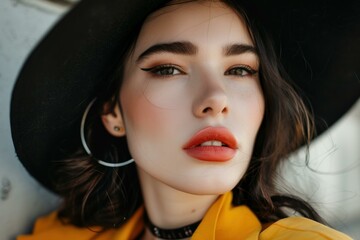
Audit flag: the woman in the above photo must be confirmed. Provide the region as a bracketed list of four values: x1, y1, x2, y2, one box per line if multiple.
[11, 0, 359, 239]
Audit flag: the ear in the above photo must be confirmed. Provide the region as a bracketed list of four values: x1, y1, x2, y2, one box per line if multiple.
[101, 102, 126, 137]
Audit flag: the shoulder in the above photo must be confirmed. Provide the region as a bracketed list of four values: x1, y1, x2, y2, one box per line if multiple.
[260, 216, 353, 240]
[17, 211, 116, 240]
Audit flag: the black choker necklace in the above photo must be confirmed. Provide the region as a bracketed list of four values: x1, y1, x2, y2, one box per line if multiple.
[144, 214, 201, 239]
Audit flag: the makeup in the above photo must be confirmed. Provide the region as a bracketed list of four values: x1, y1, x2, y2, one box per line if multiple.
[183, 127, 237, 162]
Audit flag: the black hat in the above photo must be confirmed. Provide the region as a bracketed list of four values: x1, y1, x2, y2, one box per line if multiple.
[10, 0, 360, 191]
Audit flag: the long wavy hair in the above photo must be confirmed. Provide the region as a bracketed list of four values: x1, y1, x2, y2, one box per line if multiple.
[54, 0, 324, 229]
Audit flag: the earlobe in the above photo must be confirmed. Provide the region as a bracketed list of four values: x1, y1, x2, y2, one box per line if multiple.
[101, 104, 126, 137]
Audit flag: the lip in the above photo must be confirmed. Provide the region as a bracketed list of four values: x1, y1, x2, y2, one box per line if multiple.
[182, 126, 238, 162]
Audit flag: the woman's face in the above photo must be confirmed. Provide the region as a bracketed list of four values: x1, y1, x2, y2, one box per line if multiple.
[119, 1, 264, 194]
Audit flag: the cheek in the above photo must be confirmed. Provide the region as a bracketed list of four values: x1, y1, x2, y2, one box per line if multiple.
[120, 61, 181, 133]
[120, 92, 158, 170]
[231, 82, 265, 128]
[229, 83, 265, 156]
[248, 91, 265, 129]
[120, 83, 181, 157]
[121, 89, 162, 136]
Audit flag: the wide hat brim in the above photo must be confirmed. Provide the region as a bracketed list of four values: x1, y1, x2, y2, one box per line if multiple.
[11, 0, 360, 192]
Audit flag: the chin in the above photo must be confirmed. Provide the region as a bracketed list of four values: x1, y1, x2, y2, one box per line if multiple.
[166, 174, 242, 196]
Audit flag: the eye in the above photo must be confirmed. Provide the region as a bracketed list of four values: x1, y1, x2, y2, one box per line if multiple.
[225, 65, 257, 77]
[141, 64, 184, 76]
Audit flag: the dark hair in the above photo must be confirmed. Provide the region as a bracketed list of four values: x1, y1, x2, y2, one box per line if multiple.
[54, 0, 324, 229]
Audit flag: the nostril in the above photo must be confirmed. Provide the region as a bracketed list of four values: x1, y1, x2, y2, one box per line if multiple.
[203, 107, 212, 113]
[202, 106, 228, 114]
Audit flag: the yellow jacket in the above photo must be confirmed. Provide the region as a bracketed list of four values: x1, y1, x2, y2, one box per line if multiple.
[18, 192, 352, 240]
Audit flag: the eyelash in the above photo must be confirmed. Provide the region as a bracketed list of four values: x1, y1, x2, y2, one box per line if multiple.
[141, 64, 184, 77]
[224, 65, 258, 77]
[140, 64, 258, 77]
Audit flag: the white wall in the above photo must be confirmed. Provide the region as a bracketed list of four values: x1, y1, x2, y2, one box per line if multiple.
[0, 1, 61, 240]
[281, 100, 360, 238]
[0, 1, 359, 239]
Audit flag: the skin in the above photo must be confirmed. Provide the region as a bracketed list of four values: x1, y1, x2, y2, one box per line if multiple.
[102, 1, 265, 239]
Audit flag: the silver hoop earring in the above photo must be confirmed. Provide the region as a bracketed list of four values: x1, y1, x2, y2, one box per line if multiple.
[80, 98, 134, 168]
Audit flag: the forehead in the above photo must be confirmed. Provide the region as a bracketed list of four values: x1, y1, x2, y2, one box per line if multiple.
[132, 1, 253, 56]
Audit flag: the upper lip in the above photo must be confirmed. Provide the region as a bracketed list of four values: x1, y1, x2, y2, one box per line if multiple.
[182, 126, 238, 149]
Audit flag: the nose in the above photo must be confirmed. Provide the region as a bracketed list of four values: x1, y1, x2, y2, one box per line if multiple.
[192, 78, 229, 118]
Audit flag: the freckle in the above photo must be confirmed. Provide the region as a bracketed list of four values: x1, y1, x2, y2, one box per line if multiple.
[191, 209, 196, 213]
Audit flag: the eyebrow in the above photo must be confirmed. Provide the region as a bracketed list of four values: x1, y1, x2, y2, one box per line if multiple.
[223, 43, 258, 56]
[136, 41, 198, 63]
[136, 41, 258, 63]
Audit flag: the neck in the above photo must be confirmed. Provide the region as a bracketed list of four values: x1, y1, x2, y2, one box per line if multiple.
[137, 167, 219, 234]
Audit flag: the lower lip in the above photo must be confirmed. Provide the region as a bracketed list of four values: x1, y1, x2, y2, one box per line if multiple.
[184, 146, 236, 162]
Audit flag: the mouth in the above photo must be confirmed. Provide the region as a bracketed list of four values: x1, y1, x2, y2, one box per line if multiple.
[198, 140, 228, 147]
[182, 127, 238, 162]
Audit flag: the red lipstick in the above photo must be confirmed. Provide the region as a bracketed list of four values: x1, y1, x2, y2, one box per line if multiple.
[183, 127, 237, 162]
